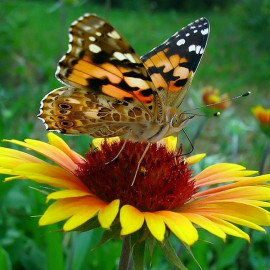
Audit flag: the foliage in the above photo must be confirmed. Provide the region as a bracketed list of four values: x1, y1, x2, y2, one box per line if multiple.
[0, 0, 270, 269]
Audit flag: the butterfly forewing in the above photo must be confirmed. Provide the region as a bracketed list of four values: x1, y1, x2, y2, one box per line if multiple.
[57, 14, 156, 112]
[141, 17, 209, 108]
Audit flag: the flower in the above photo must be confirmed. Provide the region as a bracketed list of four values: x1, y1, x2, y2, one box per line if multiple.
[202, 86, 231, 112]
[1, 133, 270, 247]
[252, 105, 270, 137]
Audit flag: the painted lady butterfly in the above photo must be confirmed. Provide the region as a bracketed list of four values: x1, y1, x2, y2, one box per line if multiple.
[38, 14, 209, 143]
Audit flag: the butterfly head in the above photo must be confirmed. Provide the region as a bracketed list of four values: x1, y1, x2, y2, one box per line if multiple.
[167, 110, 194, 136]
[172, 113, 193, 129]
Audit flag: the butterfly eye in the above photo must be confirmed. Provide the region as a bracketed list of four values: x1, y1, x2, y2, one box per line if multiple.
[171, 114, 194, 129]
[171, 114, 181, 128]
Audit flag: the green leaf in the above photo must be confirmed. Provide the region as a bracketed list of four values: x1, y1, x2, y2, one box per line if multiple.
[131, 230, 145, 270]
[217, 239, 245, 269]
[0, 247, 12, 270]
[183, 243, 202, 270]
[70, 231, 94, 270]
[45, 225, 64, 270]
[158, 239, 187, 270]
[146, 234, 155, 263]
[96, 224, 121, 247]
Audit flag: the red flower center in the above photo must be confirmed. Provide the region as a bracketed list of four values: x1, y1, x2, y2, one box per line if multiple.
[76, 141, 196, 211]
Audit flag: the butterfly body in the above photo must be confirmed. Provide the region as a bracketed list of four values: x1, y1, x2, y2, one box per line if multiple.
[39, 14, 209, 142]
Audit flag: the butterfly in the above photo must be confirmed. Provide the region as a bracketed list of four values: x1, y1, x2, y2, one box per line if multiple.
[38, 13, 209, 144]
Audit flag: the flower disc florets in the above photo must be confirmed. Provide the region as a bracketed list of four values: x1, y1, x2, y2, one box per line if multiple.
[76, 141, 195, 212]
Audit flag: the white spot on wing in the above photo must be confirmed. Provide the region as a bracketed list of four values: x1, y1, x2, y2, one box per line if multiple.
[89, 36, 96, 41]
[186, 33, 190, 37]
[89, 44, 101, 53]
[55, 65, 61, 75]
[108, 30, 121, 39]
[82, 25, 92, 32]
[59, 54, 66, 62]
[189, 44, 196, 52]
[113, 52, 126, 61]
[125, 53, 136, 63]
[113, 52, 136, 63]
[196, 45, 201, 54]
[176, 39, 185, 46]
[68, 34, 73, 42]
[67, 44, 72, 53]
[201, 28, 209, 35]
[96, 31, 102, 36]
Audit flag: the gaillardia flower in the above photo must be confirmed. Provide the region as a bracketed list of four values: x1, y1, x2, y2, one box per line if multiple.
[252, 105, 270, 137]
[1, 133, 270, 248]
[202, 86, 231, 112]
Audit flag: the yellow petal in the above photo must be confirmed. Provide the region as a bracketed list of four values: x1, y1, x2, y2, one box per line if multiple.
[186, 154, 206, 165]
[208, 216, 250, 241]
[4, 139, 78, 173]
[63, 206, 99, 231]
[0, 168, 15, 176]
[158, 136, 177, 152]
[98, 199, 120, 229]
[196, 163, 246, 180]
[92, 137, 120, 149]
[158, 211, 198, 245]
[39, 198, 86, 226]
[120, 205, 144, 235]
[194, 175, 270, 198]
[0, 147, 45, 164]
[182, 213, 226, 240]
[46, 190, 92, 201]
[10, 163, 86, 190]
[144, 212, 165, 242]
[39, 197, 106, 227]
[63, 197, 107, 231]
[47, 132, 84, 164]
[209, 201, 270, 226]
[207, 186, 270, 202]
[212, 213, 265, 232]
[0, 157, 31, 170]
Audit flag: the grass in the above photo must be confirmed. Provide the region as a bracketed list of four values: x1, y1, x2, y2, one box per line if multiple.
[0, 0, 270, 269]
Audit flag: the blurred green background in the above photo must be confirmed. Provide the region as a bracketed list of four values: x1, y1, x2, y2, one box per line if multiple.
[0, 0, 270, 269]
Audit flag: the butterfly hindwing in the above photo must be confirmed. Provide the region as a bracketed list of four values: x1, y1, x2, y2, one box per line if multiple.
[141, 17, 209, 108]
[39, 87, 154, 137]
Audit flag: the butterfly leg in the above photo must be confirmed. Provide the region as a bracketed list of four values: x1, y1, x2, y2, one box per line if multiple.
[174, 129, 194, 159]
[131, 142, 151, 186]
[105, 132, 130, 164]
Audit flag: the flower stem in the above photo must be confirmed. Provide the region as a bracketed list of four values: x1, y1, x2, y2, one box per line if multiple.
[119, 236, 132, 270]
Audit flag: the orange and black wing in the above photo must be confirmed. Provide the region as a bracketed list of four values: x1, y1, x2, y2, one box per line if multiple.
[56, 13, 156, 113]
[39, 14, 162, 135]
[141, 17, 209, 108]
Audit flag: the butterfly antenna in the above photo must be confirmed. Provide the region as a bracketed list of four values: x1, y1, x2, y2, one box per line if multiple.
[185, 111, 221, 117]
[184, 91, 251, 113]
